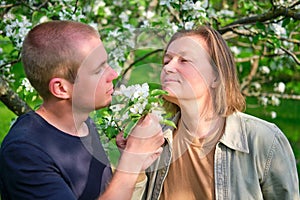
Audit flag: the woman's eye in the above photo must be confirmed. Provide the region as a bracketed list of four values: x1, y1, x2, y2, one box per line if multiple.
[180, 57, 189, 63]
[163, 59, 170, 65]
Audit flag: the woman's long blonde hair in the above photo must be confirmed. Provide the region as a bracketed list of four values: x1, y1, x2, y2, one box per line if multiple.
[163, 25, 245, 117]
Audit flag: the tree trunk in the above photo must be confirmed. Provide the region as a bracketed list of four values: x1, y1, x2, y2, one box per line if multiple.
[0, 76, 32, 116]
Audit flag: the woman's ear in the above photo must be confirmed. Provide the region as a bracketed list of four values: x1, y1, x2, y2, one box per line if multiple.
[48, 78, 73, 99]
[211, 77, 219, 88]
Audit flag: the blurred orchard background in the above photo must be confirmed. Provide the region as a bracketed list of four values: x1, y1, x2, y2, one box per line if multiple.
[0, 0, 300, 179]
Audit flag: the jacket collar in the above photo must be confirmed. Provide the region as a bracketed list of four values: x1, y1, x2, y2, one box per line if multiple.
[219, 112, 249, 153]
[164, 111, 249, 153]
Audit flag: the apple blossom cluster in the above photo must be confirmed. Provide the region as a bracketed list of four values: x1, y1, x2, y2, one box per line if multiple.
[4, 16, 32, 50]
[97, 83, 176, 139]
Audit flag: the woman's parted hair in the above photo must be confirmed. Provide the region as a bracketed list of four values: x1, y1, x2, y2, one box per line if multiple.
[21, 20, 100, 99]
[164, 25, 245, 116]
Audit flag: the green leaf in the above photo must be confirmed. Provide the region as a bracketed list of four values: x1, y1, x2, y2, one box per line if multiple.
[123, 119, 139, 138]
[160, 119, 177, 128]
[148, 82, 162, 90]
[256, 22, 265, 31]
[129, 113, 142, 119]
[150, 89, 168, 96]
[282, 18, 290, 27]
[147, 96, 159, 103]
[106, 126, 119, 140]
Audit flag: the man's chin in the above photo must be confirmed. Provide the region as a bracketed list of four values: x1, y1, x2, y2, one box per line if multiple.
[95, 101, 112, 110]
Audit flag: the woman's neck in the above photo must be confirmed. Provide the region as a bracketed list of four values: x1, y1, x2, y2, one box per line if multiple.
[178, 98, 225, 139]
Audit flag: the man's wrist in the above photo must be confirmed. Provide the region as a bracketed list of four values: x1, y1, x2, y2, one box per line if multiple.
[117, 150, 146, 174]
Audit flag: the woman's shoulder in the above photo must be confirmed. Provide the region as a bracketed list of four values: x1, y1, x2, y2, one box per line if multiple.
[229, 112, 290, 149]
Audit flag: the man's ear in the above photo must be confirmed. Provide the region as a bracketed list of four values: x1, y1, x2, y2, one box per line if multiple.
[48, 78, 73, 99]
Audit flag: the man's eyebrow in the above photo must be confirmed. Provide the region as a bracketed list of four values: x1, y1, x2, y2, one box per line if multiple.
[99, 60, 106, 67]
[93, 60, 107, 72]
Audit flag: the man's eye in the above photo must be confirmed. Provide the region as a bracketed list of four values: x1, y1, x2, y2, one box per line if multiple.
[95, 67, 105, 74]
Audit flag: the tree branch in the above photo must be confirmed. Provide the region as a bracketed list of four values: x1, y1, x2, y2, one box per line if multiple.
[247, 92, 300, 100]
[116, 48, 164, 87]
[218, 6, 300, 34]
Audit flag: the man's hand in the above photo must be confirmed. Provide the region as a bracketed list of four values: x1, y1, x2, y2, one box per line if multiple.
[116, 113, 164, 173]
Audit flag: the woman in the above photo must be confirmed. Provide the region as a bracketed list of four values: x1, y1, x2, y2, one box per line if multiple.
[142, 26, 299, 199]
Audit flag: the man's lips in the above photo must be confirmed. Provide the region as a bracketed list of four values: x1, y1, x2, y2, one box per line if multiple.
[107, 87, 114, 94]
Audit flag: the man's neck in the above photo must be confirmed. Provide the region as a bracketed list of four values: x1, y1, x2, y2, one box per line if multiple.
[36, 102, 90, 137]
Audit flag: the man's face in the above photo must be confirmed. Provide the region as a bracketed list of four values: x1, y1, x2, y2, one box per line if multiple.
[72, 37, 118, 113]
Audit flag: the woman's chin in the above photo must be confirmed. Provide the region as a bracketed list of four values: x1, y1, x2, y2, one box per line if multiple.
[162, 94, 178, 104]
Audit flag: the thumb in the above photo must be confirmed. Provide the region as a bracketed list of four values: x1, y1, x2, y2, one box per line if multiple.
[142, 147, 163, 170]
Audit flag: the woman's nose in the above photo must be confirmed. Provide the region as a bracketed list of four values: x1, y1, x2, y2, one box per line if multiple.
[163, 60, 177, 73]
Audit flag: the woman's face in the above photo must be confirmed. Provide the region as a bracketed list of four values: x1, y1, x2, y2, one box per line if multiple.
[161, 36, 216, 105]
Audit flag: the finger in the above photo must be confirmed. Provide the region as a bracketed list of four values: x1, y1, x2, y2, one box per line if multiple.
[131, 116, 162, 139]
[142, 147, 163, 170]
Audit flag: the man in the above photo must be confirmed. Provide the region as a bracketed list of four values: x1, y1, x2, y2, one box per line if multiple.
[0, 20, 164, 200]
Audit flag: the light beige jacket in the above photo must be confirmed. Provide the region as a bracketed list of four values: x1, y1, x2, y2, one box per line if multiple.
[134, 112, 300, 200]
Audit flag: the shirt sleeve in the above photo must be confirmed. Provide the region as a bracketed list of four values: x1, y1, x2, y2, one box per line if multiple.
[261, 128, 300, 200]
[131, 173, 147, 200]
[0, 142, 77, 200]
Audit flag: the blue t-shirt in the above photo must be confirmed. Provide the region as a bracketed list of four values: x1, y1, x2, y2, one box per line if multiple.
[0, 111, 112, 199]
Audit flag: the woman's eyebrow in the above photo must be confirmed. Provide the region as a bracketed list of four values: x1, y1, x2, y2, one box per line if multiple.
[165, 50, 188, 58]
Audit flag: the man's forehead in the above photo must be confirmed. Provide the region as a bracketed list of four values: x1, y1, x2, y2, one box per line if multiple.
[79, 43, 107, 69]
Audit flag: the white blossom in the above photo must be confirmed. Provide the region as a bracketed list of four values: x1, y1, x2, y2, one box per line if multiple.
[182, 1, 194, 10]
[132, 83, 149, 100]
[108, 28, 121, 38]
[252, 82, 261, 91]
[21, 78, 34, 93]
[92, 0, 105, 14]
[270, 111, 277, 119]
[130, 101, 147, 114]
[119, 12, 129, 23]
[4, 17, 32, 49]
[270, 95, 280, 106]
[260, 66, 270, 74]
[194, 1, 206, 11]
[143, 10, 155, 19]
[104, 7, 112, 16]
[230, 46, 240, 55]
[115, 84, 135, 98]
[274, 82, 285, 93]
[171, 23, 179, 33]
[271, 23, 286, 36]
[217, 9, 235, 17]
[184, 21, 194, 30]
[39, 16, 49, 23]
[260, 96, 268, 106]
[160, 0, 171, 6]
[109, 104, 124, 112]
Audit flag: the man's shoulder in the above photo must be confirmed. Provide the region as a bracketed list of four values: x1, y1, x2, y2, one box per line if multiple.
[1, 111, 52, 150]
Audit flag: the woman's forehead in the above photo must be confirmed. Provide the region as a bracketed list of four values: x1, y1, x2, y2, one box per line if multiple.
[166, 36, 209, 58]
